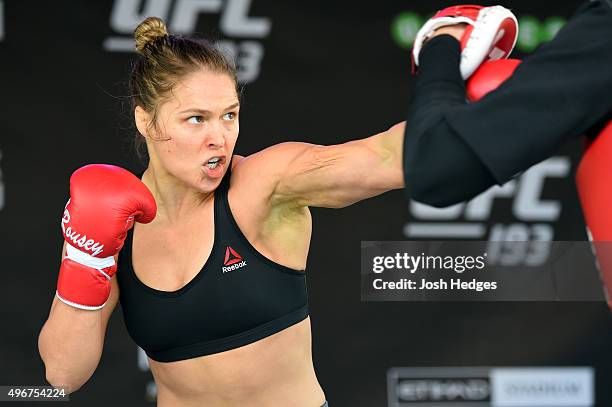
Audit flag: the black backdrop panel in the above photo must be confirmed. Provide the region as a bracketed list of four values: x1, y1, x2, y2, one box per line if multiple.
[1, 1, 611, 406]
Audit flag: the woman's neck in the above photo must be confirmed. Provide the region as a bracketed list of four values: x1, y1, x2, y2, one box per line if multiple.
[141, 166, 214, 225]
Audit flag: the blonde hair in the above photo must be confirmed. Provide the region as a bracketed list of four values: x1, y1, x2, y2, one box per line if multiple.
[129, 17, 238, 164]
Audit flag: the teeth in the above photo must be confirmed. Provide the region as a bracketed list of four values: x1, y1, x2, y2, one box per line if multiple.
[205, 157, 222, 170]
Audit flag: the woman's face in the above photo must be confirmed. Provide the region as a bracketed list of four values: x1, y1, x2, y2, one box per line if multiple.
[139, 69, 240, 192]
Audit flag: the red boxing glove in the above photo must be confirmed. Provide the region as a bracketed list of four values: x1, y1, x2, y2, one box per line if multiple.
[412, 4, 518, 80]
[576, 121, 612, 309]
[466, 58, 521, 102]
[56, 164, 157, 310]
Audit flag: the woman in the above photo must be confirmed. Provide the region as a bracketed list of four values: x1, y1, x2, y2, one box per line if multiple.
[38, 17, 404, 406]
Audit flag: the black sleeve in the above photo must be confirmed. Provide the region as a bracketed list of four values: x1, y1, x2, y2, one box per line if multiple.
[444, 0, 612, 184]
[403, 0, 612, 207]
[403, 35, 497, 207]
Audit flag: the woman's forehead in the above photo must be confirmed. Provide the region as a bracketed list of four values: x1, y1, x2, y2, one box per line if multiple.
[168, 71, 238, 111]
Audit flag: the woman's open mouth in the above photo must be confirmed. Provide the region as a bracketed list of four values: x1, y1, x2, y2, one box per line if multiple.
[202, 156, 225, 178]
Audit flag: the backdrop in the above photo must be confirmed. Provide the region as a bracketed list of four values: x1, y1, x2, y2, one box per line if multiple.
[1, 1, 611, 406]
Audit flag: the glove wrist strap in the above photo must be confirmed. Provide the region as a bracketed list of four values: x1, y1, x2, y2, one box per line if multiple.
[65, 243, 115, 272]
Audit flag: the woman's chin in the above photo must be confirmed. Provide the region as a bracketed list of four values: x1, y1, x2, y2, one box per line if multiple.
[194, 167, 225, 192]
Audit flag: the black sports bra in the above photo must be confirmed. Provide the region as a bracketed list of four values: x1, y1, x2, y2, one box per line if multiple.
[117, 163, 309, 362]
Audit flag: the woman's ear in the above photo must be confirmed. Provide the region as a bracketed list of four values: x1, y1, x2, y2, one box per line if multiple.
[135, 106, 151, 137]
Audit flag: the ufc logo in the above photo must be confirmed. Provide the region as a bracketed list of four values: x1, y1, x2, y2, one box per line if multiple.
[109, 0, 270, 37]
[104, 0, 270, 83]
[405, 157, 570, 240]
[410, 157, 570, 222]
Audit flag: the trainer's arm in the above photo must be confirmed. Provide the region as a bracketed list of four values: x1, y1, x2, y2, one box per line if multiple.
[405, 1, 612, 208]
[271, 122, 405, 208]
[38, 242, 119, 393]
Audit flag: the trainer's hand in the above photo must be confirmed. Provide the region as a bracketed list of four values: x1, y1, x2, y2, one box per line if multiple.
[412, 5, 519, 80]
[56, 164, 157, 310]
[431, 24, 468, 42]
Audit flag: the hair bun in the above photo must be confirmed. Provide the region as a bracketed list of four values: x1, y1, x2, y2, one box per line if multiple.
[134, 17, 168, 54]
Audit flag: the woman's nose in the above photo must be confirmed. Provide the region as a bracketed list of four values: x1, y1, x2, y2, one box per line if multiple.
[204, 122, 226, 148]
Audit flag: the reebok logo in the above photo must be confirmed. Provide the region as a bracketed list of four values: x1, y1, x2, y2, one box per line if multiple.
[222, 246, 247, 273]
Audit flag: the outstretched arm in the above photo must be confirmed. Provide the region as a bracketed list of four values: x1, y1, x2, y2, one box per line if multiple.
[268, 122, 405, 208]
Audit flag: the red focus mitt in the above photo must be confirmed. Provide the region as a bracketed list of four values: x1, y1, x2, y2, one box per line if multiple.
[466, 58, 522, 102]
[412, 5, 519, 80]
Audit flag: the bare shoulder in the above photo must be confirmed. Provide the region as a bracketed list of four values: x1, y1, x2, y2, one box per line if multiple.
[230, 143, 312, 200]
[227, 145, 312, 227]
[231, 154, 245, 169]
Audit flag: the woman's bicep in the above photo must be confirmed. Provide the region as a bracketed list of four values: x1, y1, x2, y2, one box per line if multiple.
[274, 125, 405, 208]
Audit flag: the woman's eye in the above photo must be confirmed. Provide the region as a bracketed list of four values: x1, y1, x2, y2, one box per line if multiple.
[187, 116, 203, 124]
[223, 112, 236, 121]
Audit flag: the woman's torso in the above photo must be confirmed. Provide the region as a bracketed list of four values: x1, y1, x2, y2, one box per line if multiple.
[117, 158, 325, 406]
